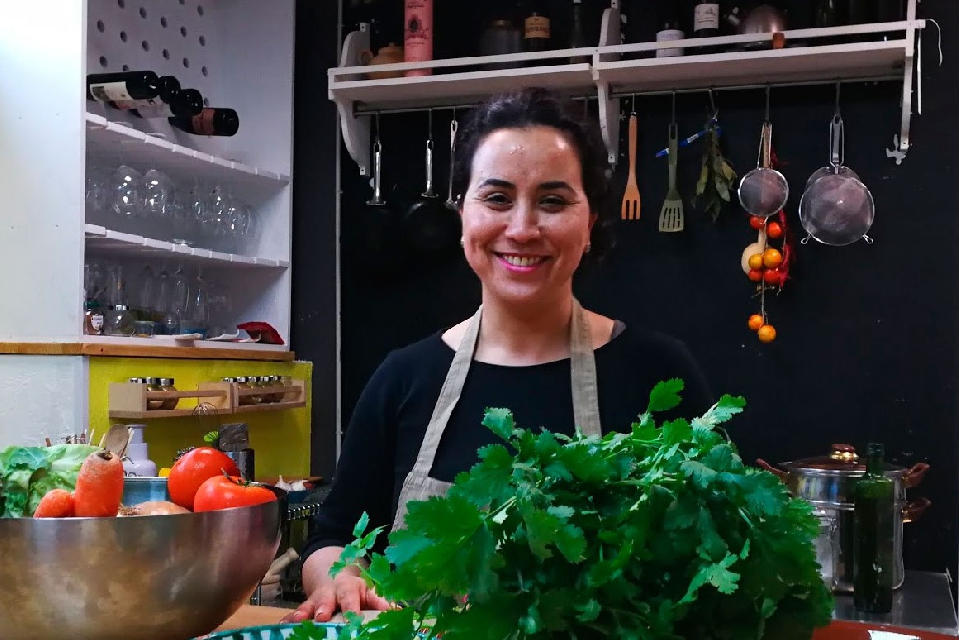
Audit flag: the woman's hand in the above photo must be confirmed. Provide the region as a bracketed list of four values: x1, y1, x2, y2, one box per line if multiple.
[281, 546, 393, 623]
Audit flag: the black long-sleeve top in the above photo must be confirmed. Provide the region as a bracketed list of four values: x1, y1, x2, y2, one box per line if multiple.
[302, 323, 714, 559]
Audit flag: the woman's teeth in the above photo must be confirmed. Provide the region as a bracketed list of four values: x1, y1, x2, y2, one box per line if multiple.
[501, 255, 545, 267]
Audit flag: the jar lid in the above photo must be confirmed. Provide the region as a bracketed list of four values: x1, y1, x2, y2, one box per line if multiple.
[115, 304, 129, 311]
[159, 377, 175, 386]
[129, 377, 144, 383]
[145, 377, 160, 385]
[222, 377, 235, 382]
[235, 376, 248, 383]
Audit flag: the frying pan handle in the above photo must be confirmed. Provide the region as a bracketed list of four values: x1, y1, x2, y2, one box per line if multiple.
[903, 496, 931, 524]
[903, 462, 930, 489]
[423, 140, 436, 197]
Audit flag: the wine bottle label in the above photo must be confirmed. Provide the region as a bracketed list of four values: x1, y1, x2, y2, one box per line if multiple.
[134, 102, 176, 119]
[525, 15, 550, 39]
[111, 96, 163, 111]
[191, 109, 217, 136]
[89, 81, 133, 103]
[694, 4, 720, 31]
[90, 314, 104, 331]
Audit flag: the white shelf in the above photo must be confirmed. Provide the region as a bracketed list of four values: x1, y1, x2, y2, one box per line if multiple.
[593, 39, 908, 93]
[84, 224, 289, 269]
[85, 113, 291, 188]
[330, 18, 925, 167]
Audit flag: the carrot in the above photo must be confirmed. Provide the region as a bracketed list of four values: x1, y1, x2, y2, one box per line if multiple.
[73, 450, 124, 517]
[33, 489, 75, 518]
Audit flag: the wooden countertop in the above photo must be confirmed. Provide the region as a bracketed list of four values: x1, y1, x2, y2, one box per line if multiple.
[0, 341, 295, 362]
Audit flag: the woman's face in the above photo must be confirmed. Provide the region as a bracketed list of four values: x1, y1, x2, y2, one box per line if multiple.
[460, 126, 595, 308]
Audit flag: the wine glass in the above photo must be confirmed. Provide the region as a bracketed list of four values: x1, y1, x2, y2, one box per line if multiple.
[142, 169, 176, 219]
[110, 165, 143, 223]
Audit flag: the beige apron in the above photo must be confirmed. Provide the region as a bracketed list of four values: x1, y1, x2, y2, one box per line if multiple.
[391, 298, 602, 532]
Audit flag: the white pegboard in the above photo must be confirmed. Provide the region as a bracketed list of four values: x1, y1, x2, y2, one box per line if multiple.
[87, 0, 219, 105]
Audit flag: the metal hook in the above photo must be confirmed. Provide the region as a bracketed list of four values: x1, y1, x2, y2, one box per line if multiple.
[670, 91, 676, 125]
[373, 112, 381, 151]
[630, 94, 636, 115]
[708, 88, 717, 118]
[764, 85, 771, 122]
[426, 108, 433, 140]
[834, 82, 841, 119]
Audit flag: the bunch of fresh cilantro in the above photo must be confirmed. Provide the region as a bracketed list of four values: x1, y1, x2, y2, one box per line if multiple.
[0, 444, 100, 518]
[311, 379, 833, 640]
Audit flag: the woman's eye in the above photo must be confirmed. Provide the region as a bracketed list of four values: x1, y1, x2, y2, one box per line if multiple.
[540, 196, 568, 209]
[484, 193, 511, 206]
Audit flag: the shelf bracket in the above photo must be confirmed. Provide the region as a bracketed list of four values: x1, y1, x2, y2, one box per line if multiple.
[596, 5, 622, 167]
[335, 26, 372, 176]
[887, 3, 924, 165]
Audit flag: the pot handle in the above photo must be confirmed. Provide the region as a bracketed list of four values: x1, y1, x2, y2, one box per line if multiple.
[903, 462, 930, 489]
[756, 458, 787, 483]
[903, 496, 931, 524]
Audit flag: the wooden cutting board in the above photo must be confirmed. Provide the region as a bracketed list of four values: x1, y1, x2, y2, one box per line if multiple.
[215, 605, 380, 632]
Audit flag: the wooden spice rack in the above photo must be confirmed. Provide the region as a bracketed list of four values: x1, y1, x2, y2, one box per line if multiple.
[107, 380, 306, 419]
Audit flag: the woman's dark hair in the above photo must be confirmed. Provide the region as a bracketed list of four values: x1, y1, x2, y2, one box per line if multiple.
[451, 87, 614, 261]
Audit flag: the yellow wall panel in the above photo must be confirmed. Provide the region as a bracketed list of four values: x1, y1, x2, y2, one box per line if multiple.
[88, 357, 313, 480]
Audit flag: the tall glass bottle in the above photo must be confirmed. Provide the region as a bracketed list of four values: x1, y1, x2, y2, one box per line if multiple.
[853, 442, 895, 613]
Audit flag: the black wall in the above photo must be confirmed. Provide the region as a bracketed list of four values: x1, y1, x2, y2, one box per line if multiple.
[296, 1, 959, 580]
[291, 0, 341, 479]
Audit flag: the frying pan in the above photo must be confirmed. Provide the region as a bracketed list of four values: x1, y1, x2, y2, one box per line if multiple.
[799, 114, 875, 246]
[405, 110, 461, 253]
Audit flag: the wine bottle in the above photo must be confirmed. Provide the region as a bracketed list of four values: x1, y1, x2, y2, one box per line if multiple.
[524, 1, 551, 54]
[853, 442, 895, 614]
[569, 0, 589, 63]
[169, 108, 240, 137]
[694, 1, 721, 37]
[133, 88, 204, 120]
[876, 0, 905, 22]
[87, 71, 181, 110]
[656, 4, 684, 58]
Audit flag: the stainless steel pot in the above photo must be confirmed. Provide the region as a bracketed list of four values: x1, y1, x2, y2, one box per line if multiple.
[758, 444, 930, 594]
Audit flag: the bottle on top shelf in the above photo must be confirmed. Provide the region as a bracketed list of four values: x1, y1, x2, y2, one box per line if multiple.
[168, 108, 240, 137]
[524, 0, 552, 56]
[403, 0, 433, 77]
[693, 0, 721, 54]
[87, 70, 201, 118]
[569, 0, 589, 64]
[656, 4, 685, 58]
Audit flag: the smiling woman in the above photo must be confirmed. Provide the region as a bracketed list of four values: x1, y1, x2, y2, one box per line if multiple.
[284, 87, 715, 626]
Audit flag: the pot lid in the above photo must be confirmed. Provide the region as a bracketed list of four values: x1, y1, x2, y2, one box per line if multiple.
[782, 443, 906, 475]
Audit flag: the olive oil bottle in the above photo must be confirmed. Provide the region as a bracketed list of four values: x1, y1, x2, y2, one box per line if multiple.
[853, 442, 895, 613]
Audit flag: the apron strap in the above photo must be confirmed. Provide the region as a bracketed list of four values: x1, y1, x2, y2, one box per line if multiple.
[409, 305, 484, 476]
[570, 299, 602, 437]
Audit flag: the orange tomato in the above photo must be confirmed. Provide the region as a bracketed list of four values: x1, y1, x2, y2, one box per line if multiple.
[766, 221, 783, 238]
[748, 269, 763, 282]
[763, 248, 783, 268]
[763, 268, 781, 284]
[748, 314, 764, 331]
[749, 215, 766, 230]
[747, 253, 764, 270]
[758, 324, 777, 343]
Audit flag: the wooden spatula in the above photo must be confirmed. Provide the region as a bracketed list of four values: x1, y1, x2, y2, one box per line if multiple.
[620, 110, 641, 220]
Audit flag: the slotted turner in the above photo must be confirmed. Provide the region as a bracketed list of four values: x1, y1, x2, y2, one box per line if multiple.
[658, 123, 684, 232]
[620, 108, 640, 220]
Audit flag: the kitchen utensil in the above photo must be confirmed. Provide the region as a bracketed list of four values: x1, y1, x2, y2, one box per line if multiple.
[757, 444, 931, 593]
[406, 109, 461, 253]
[799, 113, 875, 246]
[0, 477, 282, 640]
[445, 115, 459, 211]
[658, 121, 684, 232]
[738, 120, 788, 220]
[620, 98, 640, 220]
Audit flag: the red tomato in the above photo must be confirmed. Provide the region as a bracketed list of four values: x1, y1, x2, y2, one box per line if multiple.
[748, 215, 765, 230]
[763, 268, 781, 284]
[748, 269, 763, 282]
[168, 447, 241, 510]
[766, 221, 783, 238]
[193, 475, 277, 512]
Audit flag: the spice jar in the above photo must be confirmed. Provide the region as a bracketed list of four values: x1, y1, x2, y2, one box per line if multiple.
[279, 375, 295, 401]
[159, 377, 178, 410]
[145, 377, 165, 410]
[84, 300, 105, 335]
[252, 376, 270, 404]
[104, 304, 135, 336]
[235, 376, 259, 405]
[267, 375, 283, 403]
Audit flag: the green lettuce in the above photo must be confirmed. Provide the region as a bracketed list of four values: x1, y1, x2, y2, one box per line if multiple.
[0, 444, 99, 518]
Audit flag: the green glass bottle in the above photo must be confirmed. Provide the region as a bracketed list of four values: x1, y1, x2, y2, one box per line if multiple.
[853, 442, 895, 613]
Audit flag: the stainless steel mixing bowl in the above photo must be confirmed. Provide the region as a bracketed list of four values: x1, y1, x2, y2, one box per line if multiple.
[0, 478, 281, 640]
